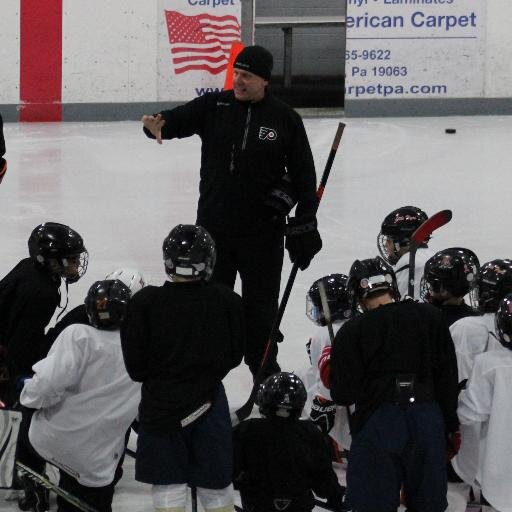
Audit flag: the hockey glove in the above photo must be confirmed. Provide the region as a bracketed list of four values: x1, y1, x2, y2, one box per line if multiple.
[264, 175, 298, 217]
[0, 158, 6, 184]
[446, 430, 461, 460]
[310, 395, 336, 434]
[285, 214, 322, 270]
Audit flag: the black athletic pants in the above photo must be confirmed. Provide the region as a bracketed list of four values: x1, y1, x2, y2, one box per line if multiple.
[210, 228, 284, 376]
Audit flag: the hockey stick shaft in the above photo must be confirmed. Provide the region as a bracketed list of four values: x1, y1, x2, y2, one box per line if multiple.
[407, 209, 452, 297]
[235, 122, 345, 422]
[16, 462, 99, 512]
[318, 282, 352, 421]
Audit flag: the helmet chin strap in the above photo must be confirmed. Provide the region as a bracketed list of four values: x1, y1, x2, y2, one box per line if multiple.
[55, 281, 69, 322]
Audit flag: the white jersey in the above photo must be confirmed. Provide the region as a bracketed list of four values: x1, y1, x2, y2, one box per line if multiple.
[456, 346, 512, 512]
[393, 247, 435, 300]
[450, 313, 500, 383]
[304, 320, 351, 450]
[20, 324, 141, 487]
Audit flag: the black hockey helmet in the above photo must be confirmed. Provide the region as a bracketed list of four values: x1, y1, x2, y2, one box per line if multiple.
[496, 293, 512, 351]
[28, 222, 88, 283]
[421, 247, 480, 303]
[377, 206, 428, 265]
[257, 372, 307, 419]
[476, 259, 512, 313]
[347, 256, 399, 310]
[162, 224, 216, 281]
[306, 274, 351, 326]
[85, 279, 131, 330]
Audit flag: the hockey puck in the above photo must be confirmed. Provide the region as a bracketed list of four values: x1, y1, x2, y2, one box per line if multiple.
[445, 128, 456, 134]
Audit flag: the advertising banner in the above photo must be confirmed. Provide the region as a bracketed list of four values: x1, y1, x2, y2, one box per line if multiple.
[157, 0, 242, 101]
[345, 1, 485, 102]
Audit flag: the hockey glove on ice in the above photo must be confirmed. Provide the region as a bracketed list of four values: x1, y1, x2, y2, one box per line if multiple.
[310, 395, 336, 434]
[285, 214, 322, 270]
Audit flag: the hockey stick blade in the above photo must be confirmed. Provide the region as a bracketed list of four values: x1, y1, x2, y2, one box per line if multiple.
[16, 462, 99, 512]
[235, 123, 346, 423]
[411, 209, 452, 247]
[408, 209, 452, 297]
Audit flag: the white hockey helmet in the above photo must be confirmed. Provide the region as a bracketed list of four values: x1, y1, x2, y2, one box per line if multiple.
[104, 267, 147, 295]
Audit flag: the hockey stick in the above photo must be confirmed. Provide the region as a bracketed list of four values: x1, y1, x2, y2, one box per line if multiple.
[16, 462, 99, 512]
[407, 209, 452, 297]
[235, 122, 346, 423]
[318, 282, 352, 424]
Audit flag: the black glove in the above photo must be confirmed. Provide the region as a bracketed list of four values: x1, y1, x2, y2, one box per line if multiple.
[264, 175, 298, 217]
[310, 395, 336, 434]
[0, 157, 6, 184]
[285, 214, 322, 270]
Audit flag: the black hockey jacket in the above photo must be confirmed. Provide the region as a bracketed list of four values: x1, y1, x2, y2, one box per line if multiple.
[146, 91, 318, 236]
[120, 280, 245, 431]
[330, 300, 459, 435]
[233, 417, 344, 512]
[0, 258, 60, 403]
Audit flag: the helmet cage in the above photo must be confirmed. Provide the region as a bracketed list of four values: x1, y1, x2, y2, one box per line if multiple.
[496, 294, 512, 350]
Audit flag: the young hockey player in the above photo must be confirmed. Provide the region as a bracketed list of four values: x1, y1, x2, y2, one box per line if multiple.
[19, 279, 140, 512]
[448, 259, 512, 507]
[320, 257, 459, 512]
[304, 274, 352, 459]
[377, 206, 434, 299]
[0, 222, 88, 407]
[450, 258, 512, 383]
[457, 293, 512, 512]
[420, 247, 480, 326]
[45, 267, 147, 349]
[233, 372, 345, 512]
[121, 224, 245, 512]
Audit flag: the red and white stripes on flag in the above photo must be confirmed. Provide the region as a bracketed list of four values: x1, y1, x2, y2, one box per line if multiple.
[165, 11, 241, 75]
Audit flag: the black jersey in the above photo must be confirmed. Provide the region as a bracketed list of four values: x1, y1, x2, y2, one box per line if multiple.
[330, 300, 459, 435]
[147, 91, 317, 236]
[436, 302, 479, 328]
[0, 258, 60, 402]
[120, 280, 245, 432]
[233, 417, 344, 512]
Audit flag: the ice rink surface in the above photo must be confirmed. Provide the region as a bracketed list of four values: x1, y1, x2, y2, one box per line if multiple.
[1, 114, 511, 511]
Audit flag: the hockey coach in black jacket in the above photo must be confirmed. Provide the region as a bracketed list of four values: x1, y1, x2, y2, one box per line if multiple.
[141, 45, 322, 377]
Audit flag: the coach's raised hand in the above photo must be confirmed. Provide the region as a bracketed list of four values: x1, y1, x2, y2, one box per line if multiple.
[141, 113, 166, 144]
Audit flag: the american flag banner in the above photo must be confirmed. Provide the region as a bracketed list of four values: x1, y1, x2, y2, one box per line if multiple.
[165, 10, 241, 75]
